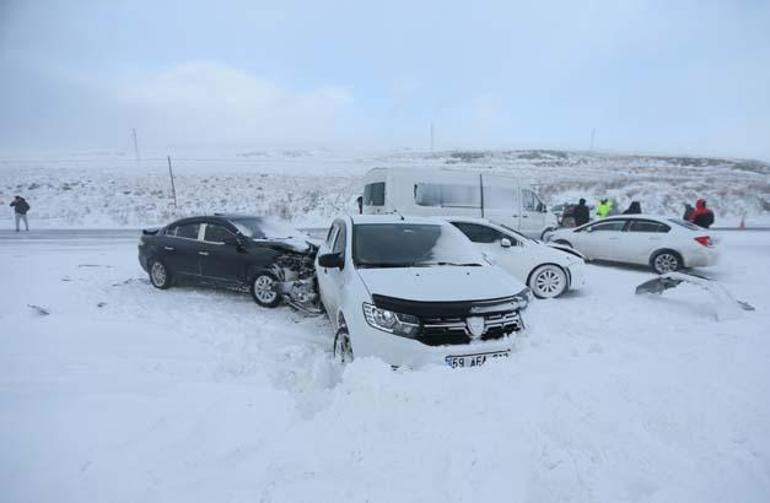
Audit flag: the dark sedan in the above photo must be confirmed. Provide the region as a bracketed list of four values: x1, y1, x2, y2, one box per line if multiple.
[138, 215, 318, 308]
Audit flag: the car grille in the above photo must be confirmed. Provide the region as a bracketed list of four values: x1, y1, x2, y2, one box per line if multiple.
[417, 311, 524, 346]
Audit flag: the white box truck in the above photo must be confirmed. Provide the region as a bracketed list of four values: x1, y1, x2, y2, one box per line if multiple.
[361, 168, 556, 239]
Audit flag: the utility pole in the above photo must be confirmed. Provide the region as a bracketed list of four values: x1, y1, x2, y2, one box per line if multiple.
[590, 128, 596, 151]
[430, 122, 435, 153]
[132, 128, 141, 163]
[167, 155, 178, 208]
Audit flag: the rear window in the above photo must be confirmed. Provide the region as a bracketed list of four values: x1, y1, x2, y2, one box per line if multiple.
[668, 219, 701, 231]
[363, 182, 385, 206]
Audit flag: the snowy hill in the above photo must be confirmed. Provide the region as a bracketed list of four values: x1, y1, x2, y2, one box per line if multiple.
[1, 149, 768, 228]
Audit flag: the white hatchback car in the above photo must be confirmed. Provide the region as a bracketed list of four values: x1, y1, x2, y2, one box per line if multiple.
[547, 215, 720, 274]
[447, 217, 586, 299]
[315, 215, 530, 368]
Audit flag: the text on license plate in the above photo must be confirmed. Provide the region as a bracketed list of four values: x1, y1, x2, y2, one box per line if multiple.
[445, 350, 510, 368]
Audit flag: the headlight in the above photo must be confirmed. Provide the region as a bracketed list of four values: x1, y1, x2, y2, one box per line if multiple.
[362, 303, 420, 338]
[512, 288, 531, 309]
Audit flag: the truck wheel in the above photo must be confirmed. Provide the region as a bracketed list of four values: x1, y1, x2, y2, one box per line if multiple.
[251, 272, 281, 308]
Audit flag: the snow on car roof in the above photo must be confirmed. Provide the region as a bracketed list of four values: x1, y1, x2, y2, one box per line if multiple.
[350, 214, 449, 225]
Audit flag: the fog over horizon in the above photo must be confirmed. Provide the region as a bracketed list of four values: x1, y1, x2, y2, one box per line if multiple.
[1, 0, 769, 161]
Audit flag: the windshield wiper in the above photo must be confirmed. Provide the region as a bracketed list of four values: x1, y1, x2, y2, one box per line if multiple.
[356, 262, 419, 269]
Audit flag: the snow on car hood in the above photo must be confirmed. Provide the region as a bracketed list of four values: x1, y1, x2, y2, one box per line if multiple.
[357, 266, 526, 302]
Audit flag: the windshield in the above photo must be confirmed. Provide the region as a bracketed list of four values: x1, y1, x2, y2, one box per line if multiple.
[228, 217, 305, 240]
[353, 223, 484, 268]
[499, 223, 536, 242]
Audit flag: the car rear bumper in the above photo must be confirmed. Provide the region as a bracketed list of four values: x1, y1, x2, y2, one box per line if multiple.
[685, 247, 720, 268]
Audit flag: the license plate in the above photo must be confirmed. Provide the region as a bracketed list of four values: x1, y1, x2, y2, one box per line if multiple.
[445, 350, 510, 368]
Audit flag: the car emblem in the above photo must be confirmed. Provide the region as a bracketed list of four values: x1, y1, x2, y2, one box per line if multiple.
[466, 316, 486, 340]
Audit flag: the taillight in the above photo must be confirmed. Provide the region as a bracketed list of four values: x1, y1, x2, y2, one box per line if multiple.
[694, 236, 712, 247]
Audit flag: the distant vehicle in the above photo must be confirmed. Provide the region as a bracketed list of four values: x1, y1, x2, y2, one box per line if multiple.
[447, 217, 585, 299]
[138, 215, 319, 311]
[315, 215, 529, 368]
[546, 215, 720, 274]
[361, 168, 557, 239]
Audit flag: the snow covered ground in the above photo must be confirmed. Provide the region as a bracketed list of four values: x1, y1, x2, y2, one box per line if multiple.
[1, 229, 769, 502]
[1, 149, 768, 228]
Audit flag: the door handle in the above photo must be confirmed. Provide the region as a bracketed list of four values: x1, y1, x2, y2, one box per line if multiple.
[164, 246, 175, 251]
[521, 215, 529, 218]
[198, 251, 210, 256]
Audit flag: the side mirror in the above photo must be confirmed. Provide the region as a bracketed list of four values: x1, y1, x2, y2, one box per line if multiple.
[500, 238, 512, 248]
[318, 252, 343, 269]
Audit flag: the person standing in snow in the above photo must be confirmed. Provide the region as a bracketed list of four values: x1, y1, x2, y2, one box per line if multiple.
[596, 198, 612, 219]
[689, 199, 715, 228]
[573, 198, 590, 226]
[10, 195, 30, 232]
[622, 201, 642, 214]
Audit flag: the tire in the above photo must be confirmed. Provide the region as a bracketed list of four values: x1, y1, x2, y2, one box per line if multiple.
[333, 324, 354, 365]
[250, 271, 281, 308]
[540, 226, 557, 241]
[149, 259, 172, 289]
[651, 250, 682, 274]
[528, 264, 568, 299]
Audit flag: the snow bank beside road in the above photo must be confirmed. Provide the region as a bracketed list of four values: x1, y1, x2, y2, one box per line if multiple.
[1, 231, 769, 502]
[1, 149, 768, 228]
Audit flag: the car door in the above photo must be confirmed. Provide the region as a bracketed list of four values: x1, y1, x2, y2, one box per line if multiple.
[621, 219, 672, 265]
[451, 221, 528, 278]
[163, 221, 204, 276]
[318, 220, 347, 319]
[481, 175, 521, 231]
[316, 221, 341, 314]
[575, 219, 628, 260]
[198, 222, 246, 283]
[520, 188, 547, 237]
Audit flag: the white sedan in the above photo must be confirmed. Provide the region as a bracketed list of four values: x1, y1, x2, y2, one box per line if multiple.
[447, 217, 586, 299]
[546, 215, 720, 274]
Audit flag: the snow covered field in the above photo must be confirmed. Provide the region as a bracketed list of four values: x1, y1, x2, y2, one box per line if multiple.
[1, 229, 769, 502]
[1, 149, 768, 228]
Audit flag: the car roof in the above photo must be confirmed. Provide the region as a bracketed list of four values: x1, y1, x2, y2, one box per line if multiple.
[349, 214, 449, 225]
[598, 214, 675, 222]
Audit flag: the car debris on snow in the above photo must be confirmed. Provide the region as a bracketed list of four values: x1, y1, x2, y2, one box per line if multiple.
[635, 271, 755, 321]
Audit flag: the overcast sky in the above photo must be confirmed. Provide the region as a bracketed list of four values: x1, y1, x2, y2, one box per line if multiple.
[1, 0, 769, 159]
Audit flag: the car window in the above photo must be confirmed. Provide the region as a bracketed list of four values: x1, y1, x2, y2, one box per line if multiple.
[169, 223, 200, 239]
[588, 220, 626, 232]
[452, 222, 511, 244]
[363, 182, 385, 206]
[332, 222, 346, 255]
[627, 220, 670, 233]
[668, 219, 701, 231]
[204, 224, 236, 243]
[414, 183, 481, 208]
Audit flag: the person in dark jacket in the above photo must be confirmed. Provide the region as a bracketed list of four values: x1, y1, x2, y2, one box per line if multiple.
[689, 199, 715, 228]
[10, 195, 30, 232]
[622, 201, 642, 214]
[573, 198, 590, 226]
